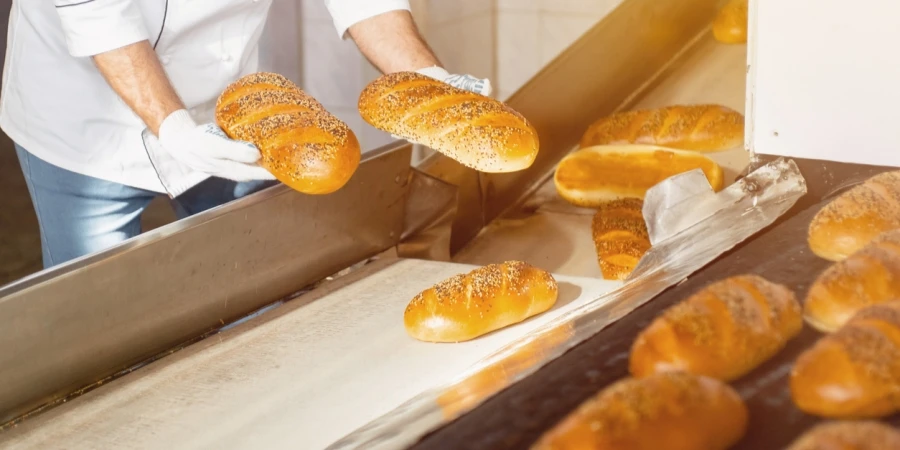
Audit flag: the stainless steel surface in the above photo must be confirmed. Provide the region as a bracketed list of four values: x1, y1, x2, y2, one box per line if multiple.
[417, 0, 727, 254]
[396, 169, 458, 262]
[0, 258, 620, 450]
[0, 143, 412, 425]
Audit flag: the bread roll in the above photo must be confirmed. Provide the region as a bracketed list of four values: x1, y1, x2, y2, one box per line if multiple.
[786, 421, 900, 450]
[531, 372, 748, 450]
[712, 0, 748, 45]
[804, 229, 900, 333]
[358, 71, 539, 173]
[404, 261, 558, 342]
[808, 170, 900, 262]
[215, 72, 360, 194]
[579, 104, 744, 152]
[437, 323, 574, 420]
[554, 145, 725, 207]
[591, 199, 651, 280]
[791, 301, 900, 418]
[629, 274, 802, 381]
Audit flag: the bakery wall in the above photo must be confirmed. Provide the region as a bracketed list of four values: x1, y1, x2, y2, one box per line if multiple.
[267, 0, 624, 157]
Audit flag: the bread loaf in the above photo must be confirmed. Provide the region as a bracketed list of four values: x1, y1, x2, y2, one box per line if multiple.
[579, 104, 744, 151]
[804, 229, 900, 332]
[713, 0, 748, 45]
[554, 145, 725, 207]
[404, 261, 558, 342]
[790, 301, 900, 418]
[531, 372, 748, 450]
[437, 323, 573, 420]
[591, 199, 651, 280]
[629, 274, 802, 381]
[215, 72, 360, 194]
[358, 71, 539, 173]
[808, 170, 900, 261]
[786, 421, 900, 450]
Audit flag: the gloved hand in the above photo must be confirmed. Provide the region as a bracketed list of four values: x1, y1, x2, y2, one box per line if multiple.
[158, 109, 275, 182]
[390, 67, 494, 144]
[415, 66, 493, 97]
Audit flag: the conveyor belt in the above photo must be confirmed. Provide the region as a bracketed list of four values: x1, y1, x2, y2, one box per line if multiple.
[454, 35, 750, 277]
[0, 259, 619, 450]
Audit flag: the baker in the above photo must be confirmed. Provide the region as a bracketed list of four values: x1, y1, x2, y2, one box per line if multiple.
[1, 1, 490, 269]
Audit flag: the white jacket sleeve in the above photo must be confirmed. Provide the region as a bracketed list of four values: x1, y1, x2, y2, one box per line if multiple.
[54, 0, 150, 57]
[325, 0, 412, 39]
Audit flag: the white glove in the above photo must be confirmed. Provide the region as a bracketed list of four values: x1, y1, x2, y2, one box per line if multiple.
[390, 67, 494, 144]
[157, 109, 275, 183]
[415, 66, 493, 97]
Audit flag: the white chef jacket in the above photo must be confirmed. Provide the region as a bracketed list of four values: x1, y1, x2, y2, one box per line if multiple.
[0, 0, 410, 193]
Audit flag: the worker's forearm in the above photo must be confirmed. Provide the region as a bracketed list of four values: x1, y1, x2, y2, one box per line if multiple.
[92, 41, 185, 135]
[348, 10, 441, 73]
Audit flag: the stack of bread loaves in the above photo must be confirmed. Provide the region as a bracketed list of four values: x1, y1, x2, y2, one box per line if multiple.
[554, 104, 744, 280]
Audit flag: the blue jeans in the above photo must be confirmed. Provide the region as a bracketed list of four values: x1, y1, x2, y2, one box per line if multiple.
[15, 144, 277, 269]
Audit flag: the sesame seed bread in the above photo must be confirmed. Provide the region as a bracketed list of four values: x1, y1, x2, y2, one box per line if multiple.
[713, 0, 748, 45]
[790, 301, 900, 419]
[579, 104, 744, 152]
[629, 275, 803, 382]
[532, 372, 748, 450]
[804, 229, 900, 333]
[215, 72, 361, 195]
[403, 261, 558, 343]
[786, 421, 900, 450]
[807, 170, 900, 262]
[554, 145, 725, 208]
[591, 198, 651, 280]
[358, 72, 539, 173]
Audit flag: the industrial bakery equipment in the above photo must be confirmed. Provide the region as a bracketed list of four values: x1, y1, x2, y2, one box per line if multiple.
[0, 0, 891, 448]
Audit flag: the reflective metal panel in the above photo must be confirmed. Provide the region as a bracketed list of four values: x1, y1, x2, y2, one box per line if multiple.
[0, 144, 412, 424]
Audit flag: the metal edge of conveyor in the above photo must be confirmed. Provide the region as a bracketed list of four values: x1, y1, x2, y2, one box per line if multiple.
[0, 143, 415, 425]
[417, 0, 726, 255]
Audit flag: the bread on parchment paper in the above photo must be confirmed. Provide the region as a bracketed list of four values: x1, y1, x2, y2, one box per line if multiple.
[791, 301, 900, 419]
[216, 72, 360, 194]
[358, 71, 539, 173]
[579, 104, 744, 152]
[629, 274, 802, 381]
[553, 145, 725, 208]
[404, 261, 558, 343]
[591, 198, 651, 280]
[786, 421, 900, 450]
[531, 371, 748, 450]
[713, 0, 748, 45]
[804, 229, 900, 333]
[807, 170, 900, 262]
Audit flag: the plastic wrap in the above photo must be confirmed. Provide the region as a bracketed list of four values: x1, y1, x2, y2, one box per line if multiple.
[328, 158, 808, 450]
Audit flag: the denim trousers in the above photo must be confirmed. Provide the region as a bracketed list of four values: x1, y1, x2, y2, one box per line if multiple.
[14, 144, 276, 269]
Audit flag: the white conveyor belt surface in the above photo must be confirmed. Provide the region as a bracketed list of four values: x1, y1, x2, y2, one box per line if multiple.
[1, 258, 620, 450]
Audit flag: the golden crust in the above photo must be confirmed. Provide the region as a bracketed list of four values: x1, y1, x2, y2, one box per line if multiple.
[215, 72, 361, 195]
[554, 145, 725, 207]
[532, 372, 748, 450]
[791, 301, 900, 419]
[786, 421, 900, 450]
[403, 261, 559, 343]
[629, 275, 802, 381]
[358, 72, 539, 173]
[579, 104, 744, 152]
[808, 171, 900, 262]
[712, 0, 748, 45]
[591, 199, 651, 280]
